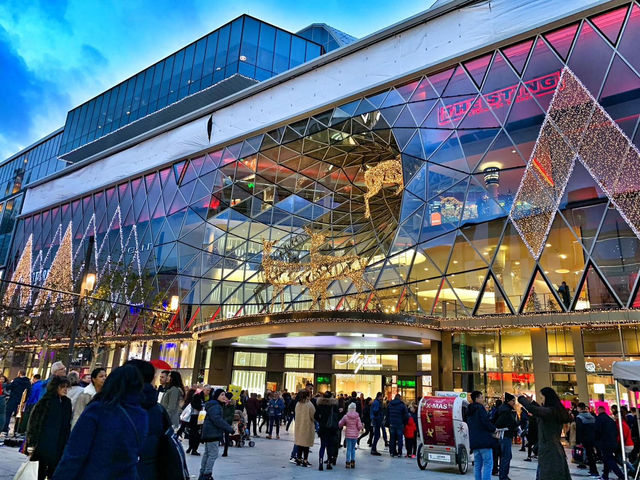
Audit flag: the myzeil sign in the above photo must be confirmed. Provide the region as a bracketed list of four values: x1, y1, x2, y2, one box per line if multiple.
[336, 353, 382, 374]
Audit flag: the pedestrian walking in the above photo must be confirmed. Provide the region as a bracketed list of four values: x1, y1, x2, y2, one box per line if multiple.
[72, 367, 106, 427]
[25, 376, 72, 480]
[519, 407, 529, 452]
[370, 392, 384, 456]
[160, 370, 185, 429]
[575, 402, 599, 477]
[294, 389, 316, 467]
[358, 397, 373, 446]
[221, 391, 235, 456]
[2, 369, 31, 434]
[65, 371, 84, 407]
[258, 392, 270, 433]
[51, 365, 148, 480]
[595, 405, 626, 480]
[126, 359, 172, 480]
[266, 390, 284, 439]
[518, 387, 572, 480]
[524, 409, 538, 462]
[387, 393, 409, 457]
[339, 401, 363, 469]
[315, 390, 340, 470]
[246, 392, 260, 436]
[495, 393, 518, 480]
[187, 385, 211, 455]
[467, 390, 497, 480]
[198, 389, 234, 480]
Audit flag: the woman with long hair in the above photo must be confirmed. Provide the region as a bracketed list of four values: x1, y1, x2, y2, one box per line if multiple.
[294, 389, 316, 467]
[160, 370, 185, 429]
[51, 365, 148, 479]
[518, 387, 572, 480]
[72, 367, 106, 427]
[26, 376, 72, 480]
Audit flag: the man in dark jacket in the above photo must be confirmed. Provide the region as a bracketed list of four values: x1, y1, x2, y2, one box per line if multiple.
[222, 392, 235, 456]
[199, 389, 234, 480]
[2, 370, 31, 434]
[345, 391, 363, 418]
[370, 392, 384, 456]
[246, 392, 260, 436]
[494, 393, 518, 480]
[315, 391, 340, 469]
[387, 393, 409, 457]
[127, 359, 171, 480]
[575, 402, 599, 477]
[467, 390, 496, 480]
[595, 406, 625, 480]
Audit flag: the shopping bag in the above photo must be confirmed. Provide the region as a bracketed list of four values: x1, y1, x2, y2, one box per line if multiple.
[197, 409, 206, 425]
[13, 460, 38, 480]
[180, 405, 192, 422]
[572, 445, 586, 464]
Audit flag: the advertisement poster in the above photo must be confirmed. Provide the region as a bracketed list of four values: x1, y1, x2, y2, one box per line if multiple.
[421, 397, 455, 446]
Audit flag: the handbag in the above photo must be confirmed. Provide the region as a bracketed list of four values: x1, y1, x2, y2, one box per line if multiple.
[12, 460, 38, 480]
[197, 409, 206, 425]
[180, 404, 192, 422]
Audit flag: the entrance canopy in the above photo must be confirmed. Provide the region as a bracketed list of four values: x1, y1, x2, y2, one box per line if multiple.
[612, 361, 640, 391]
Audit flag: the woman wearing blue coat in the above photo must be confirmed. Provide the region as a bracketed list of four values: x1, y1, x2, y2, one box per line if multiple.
[51, 365, 149, 480]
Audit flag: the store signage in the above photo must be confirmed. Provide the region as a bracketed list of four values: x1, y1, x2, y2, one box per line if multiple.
[421, 396, 455, 446]
[316, 376, 331, 384]
[438, 70, 563, 126]
[336, 352, 382, 374]
[398, 379, 416, 388]
[585, 362, 596, 373]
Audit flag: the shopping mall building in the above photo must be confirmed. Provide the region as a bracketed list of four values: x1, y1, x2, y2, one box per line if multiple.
[3, 0, 640, 406]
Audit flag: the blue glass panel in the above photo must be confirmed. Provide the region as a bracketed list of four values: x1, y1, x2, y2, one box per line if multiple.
[190, 37, 207, 94]
[305, 42, 321, 61]
[227, 18, 243, 66]
[103, 85, 120, 133]
[238, 61, 254, 77]
[257, 24, 276, 72]
[129, 72, 146, 116]
[112, 80, 129, 129]
[215, 25, 230, 70]
[75, 102, 90, 143]
[118, 77, 136, 128]
[168, 49, 185, 104]
[149, 59, 165, 106]
[157, 56, 175, 107]
[254, 67, 272, 81]
[81, 99, 97, 138]
[274, 30, 291, 74]
[179, 44, 195, 99]
[138, 66, 155, 117]
[240, 16, 260, 65]
[202, 31, 219, 82]
[290, 36, 306, 68]
[227, 61, 241, 77]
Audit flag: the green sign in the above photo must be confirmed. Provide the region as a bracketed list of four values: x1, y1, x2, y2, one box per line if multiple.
[316, 375, 331, 384]
[397, 379, 416, 388]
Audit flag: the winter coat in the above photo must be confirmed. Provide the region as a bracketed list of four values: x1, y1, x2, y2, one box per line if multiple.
[26, 393, 72, 465]
[387, 397, 409, 429]
[617, 417, 634, 447]
[519, 409, 529, 430]
[518, 396, 572, 480]
[315, 397, 339, 434]
[138, 384, 171, 480]
[370, 398, 384, 425]
[595, 412, 619, 450]
[339, 410, 363, 439]
[404, 416, 417, 439]
[160, 385, 183, 428]
[26, 379, 47, 406]
[575, 411, 596, 445]
[246, 396, 260, 416]
[51, 395, 148, 480]
[466, 402, 497, 451]
[362, 403, 371, 426]
[222, 402, 235, 424]
[494, 403, 519, 438]
[201, 399, 233, 442]
[294, 400, 316, 447]
[67, 385, 84, 407]
[5, 376, 30, 410]
[72, 383, 97, 427]
[268, 397, 285, 417]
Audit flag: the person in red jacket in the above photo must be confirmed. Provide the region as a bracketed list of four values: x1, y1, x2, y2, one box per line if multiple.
[404, 414, 418, 458]
[616, 415, 634, 455]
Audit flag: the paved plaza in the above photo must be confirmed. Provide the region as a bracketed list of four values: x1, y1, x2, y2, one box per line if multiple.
[1, 427, 594, 479]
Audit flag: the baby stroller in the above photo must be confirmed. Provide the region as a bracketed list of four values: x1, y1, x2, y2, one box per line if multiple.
[230, 410, 255, 447]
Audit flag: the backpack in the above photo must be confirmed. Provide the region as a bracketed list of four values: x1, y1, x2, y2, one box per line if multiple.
[158, 410, 190, 480]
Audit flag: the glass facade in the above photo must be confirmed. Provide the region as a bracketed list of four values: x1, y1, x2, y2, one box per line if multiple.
[297, 24, 357, 52]
[58, 16, 323, 155]
[5, 4, 640, 336]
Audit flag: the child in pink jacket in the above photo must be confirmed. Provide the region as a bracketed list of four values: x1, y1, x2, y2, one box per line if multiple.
[339, 402, 363, 469]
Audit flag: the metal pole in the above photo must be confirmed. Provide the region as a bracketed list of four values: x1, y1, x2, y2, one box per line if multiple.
[615, 379, 629, 480]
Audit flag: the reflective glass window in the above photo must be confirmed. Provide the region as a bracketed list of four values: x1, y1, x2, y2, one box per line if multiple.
[227, 18, 243, 66]
[202, 31, 218, 86]
[157, 56, 175, 107]
[240, 16, 260, 65]
[189, 37, 207, 93]
[305, 42, 321, 61]
[215, 24, 230, 71]
[179, 44, 195, 99]
[233, 351, 267, 367]
[168, 49, 185, 104]
[257, 23, 276, 72]
[274, 30, 291, 73]
[290, 36, 306, 67]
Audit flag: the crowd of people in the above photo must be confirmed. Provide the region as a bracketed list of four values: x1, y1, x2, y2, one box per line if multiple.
[468, 386, 640, 480]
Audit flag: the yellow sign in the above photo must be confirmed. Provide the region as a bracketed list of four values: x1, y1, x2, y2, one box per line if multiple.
[227, 384, 242, 400]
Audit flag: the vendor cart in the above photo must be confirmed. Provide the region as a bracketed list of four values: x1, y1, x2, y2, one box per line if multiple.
[417, 394, 470, 474]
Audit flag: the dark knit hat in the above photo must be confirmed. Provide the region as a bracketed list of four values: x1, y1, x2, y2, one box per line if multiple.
[213, 388, 225, 400]
[505, 392, 515, 403]
[225, 391, 233, 400]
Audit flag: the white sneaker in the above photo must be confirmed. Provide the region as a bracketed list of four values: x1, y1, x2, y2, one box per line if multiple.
[289, 457, 297, 464]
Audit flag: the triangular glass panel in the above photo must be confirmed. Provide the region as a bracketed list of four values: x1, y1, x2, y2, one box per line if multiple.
[503, 88, 546, 162]
[427, 132, 469, 172]
[379, 105, 404, 126]
[407, 100, 436, 126]
[399, 192, 424, 225]
[568, 22, 615, 97]
[366, 90, 389, 108]
[574, 263, 621, 310]
[544, 23, 579, 61]
[393, 105, 418, 128]
[563, 202, 607, 254]
[447, 269, 487, 313]
[410, 77, 438, 102]
[422, 99, 455, 128]
[460, 217, 507, 265]
[420, 231, 456, 273]
[456, 97, 501, 129]
[502, 39, 534, 75]
[522, 38, 564, 112]
[354, 98, 377, 116]
[402, 132, 425, 159]
[401, 151, 423, 185]
[591, 206, 640, 305]
[618, 4, 640, 75]
[459, 128, 501, 172]
[476, 272, 512, 314]
[426, 163, 467, 200]
[463, 53, 492, 88]
[380, 88, 405, 108]
[393, 127, 417, 152]
[480, 52, 520, 124]
[599, 55, 640, 137]
[420, 129, 453, 161]
[413, 277, 443, 315]
[447, 231, 488, 274]
[591, 6, 628, 46]
[396, 79, 420, 100]
[442, 65, 477, 97]
[428, 67, 455, 96]
[433, 277, 470, 317]
[559, 160, 607, 211]
[523, 269, 562, 313]
[406, 163, 427, 199]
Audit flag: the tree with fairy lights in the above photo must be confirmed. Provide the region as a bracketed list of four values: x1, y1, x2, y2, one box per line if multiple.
[77, 261, 169, 370]
[0, 304, 30, 369]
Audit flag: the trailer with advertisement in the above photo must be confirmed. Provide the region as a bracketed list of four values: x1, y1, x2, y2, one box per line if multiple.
[417, 392, 470, 474]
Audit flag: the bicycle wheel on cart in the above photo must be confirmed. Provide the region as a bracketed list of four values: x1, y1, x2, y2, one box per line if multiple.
[457, 445, 469, 474]
[417, 443, 428, 470]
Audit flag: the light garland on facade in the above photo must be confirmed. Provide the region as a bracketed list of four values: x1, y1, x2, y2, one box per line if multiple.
[32, 224, 74, 312]
[3, 234, 33, 308]
[363, 157, 404, 218]
[510, 67, 640, 259]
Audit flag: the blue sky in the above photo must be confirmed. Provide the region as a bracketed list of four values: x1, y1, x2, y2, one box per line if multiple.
[0, 0, 436, 160]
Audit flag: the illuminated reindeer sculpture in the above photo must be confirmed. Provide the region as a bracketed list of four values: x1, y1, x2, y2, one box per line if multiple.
[261, 229, 373, 311]
[363, 157, 404, 219]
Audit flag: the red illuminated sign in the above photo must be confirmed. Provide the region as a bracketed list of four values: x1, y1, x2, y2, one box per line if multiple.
[438, 71, 563, 126]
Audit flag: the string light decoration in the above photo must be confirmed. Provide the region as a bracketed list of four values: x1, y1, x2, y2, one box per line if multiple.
[363, 157, 404, 218]
[3, 234, 33, 308]
[510, 67, 640, 259]
[32, 224, 74, 312]
[261, 228, 373, 311]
